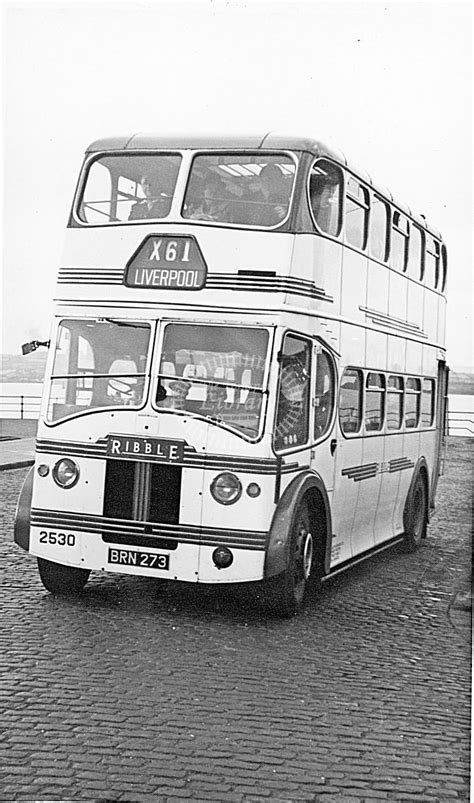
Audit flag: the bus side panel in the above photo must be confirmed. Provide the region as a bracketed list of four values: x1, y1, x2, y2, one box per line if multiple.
[375, 433, 403, 544]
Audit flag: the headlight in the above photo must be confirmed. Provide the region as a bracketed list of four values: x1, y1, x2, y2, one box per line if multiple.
[52, 458, 80, 488]
[210, 472, 242, 505]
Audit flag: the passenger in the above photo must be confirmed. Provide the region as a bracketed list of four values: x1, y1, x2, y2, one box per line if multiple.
[129, 175, 170, 220]
[252, 164, 289, 226]
[189, 173, 229, 221]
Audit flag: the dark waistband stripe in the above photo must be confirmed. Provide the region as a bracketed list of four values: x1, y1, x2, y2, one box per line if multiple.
[57, 268, 333, 303]
[31, 509, 268, 551]
[35, 438, 301, 474]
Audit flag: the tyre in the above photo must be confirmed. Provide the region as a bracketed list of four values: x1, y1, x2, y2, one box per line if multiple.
[37, 557, 90, 595]
[403, 474, 427, 552]
[265, 503, 314, 617]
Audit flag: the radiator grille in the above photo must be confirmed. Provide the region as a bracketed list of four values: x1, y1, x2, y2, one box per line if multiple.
[104, 460, 182, 534]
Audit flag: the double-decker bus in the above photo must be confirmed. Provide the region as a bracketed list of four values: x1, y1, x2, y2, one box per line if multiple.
[15, 134, 449, 615]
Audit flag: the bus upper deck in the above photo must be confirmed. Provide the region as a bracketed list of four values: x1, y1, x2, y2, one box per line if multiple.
[60, 135, 446, 341]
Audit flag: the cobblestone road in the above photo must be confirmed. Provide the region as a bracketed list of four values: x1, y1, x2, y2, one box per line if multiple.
[0, 439, 471, 803]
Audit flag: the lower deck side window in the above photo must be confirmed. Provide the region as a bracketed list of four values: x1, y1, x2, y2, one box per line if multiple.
[405, 378, 421, 428]
[339, 369, 363, 434]
[365, 373, 385, 431]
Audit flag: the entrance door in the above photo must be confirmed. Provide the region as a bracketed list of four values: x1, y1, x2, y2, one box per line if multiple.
[431, 361, 449, 506]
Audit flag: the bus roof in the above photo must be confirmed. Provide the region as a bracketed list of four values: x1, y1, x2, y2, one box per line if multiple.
[84, 133, 442, 237]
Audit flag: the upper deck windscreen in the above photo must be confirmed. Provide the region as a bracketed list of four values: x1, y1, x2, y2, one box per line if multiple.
[182, 154, 296, 227]
[78, 154, 182, 223]
[76, 151, 296, 227]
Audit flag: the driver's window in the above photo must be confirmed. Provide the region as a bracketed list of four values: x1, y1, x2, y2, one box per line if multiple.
[274, 335, 311, 451]
[314, 349, 335, 438]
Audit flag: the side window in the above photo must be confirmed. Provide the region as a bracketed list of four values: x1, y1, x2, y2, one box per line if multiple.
[80, 161, 112, 223]
[314, 349, 335, 439]
[309, 160, 343, 237]
[339, 368, 363, 435]
[369, 195, 389, 261]
[407, 225, 424, 280]
[421, 379, 435, 427]
[365, 372, 385, 431]
[345, 177, 369, 250]
[440, 244, 448, 292]
[391, 211, 409, 272]
[405, 378, 421, 428]
[274, 335, 311, 450]
[387, 375, 404, 431]
[424, 236, 441, 288]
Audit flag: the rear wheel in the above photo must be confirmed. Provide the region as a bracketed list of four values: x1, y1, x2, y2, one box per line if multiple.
[265, 503, 314, 617]
[37, 557, 90, 595]
[403, 475, 427, 552]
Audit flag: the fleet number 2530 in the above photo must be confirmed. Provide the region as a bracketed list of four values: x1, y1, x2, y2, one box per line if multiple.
[39, 531, 76, 546]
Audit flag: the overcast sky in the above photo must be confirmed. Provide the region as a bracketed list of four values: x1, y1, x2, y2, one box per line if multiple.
[2, 0, 472, 369]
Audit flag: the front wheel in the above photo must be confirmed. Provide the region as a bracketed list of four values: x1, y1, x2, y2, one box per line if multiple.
[403, 475, 428, 552]
[37, 557, 90, 595]
[265, 503, 314, 617]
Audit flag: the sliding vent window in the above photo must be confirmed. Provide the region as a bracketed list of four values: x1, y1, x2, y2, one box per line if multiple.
[309, 160, 343, 237]
[365, 373, 385, 432]
[339, 368, 363, 434]
[405, 378, 421, 428]
[387, 375, 404, 430]
[47, 319, 150, 422]
[345, 177, 369, 250]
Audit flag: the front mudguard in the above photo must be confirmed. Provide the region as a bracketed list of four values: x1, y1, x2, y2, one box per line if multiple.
[264, 471, 331, 578]
[14, 466, 34, 551]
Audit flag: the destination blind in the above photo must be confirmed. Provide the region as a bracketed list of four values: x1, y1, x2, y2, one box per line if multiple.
[125, 234, 207, 289]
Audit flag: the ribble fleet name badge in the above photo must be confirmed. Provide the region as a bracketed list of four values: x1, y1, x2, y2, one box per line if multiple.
[106, 435, 184, 462]
[124, 235, 207, 290]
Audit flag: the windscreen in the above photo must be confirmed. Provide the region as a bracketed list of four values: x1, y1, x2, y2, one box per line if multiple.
[156, 324, 269, 438]
[182, 153, 296, 227]
[47, 319, 151, 422]
[78, 154, 182, 223]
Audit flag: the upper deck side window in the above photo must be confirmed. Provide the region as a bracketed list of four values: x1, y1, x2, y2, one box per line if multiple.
[407, 223, 424, 280]
[344, 176, 369, 250]
[77, 153, 182, 224]
[440, 244, 448, 292]
[182, 153, 296, 228]
[369, 194, 390, 262]
[308, 159, 343, 237]
[391, 210, 410, 272]
[423, 234, 441, 289]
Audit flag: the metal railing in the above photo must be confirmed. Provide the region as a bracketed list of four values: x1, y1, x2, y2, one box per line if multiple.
[0, 395, 42, 419]
[447, 412, 474, 437]
[0, 394, 473, 435]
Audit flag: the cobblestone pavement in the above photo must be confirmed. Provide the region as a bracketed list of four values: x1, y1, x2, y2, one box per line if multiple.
[0, 439, 471, 803]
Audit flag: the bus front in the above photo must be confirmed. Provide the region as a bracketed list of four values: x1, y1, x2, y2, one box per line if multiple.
[14, 137, 324, 614]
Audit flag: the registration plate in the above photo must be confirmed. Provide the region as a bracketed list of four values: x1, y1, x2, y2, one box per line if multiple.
[108, 547, 169, 570]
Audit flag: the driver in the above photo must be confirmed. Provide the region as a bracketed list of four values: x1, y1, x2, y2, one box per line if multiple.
[129, 175, 170, 220]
